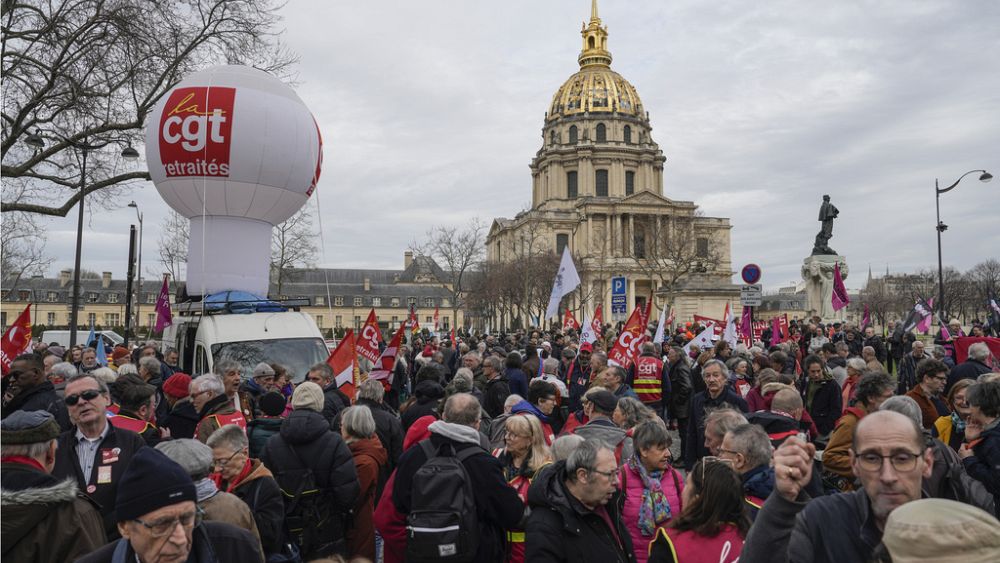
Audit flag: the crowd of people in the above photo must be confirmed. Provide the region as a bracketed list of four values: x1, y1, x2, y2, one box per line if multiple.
[2, 317, 1000, 562]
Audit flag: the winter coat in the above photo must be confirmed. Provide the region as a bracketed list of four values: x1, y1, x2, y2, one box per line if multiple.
[509, 400, 556, 444]
[801, 379, 842, 436]
[332, 398, 404, 472]
[1, 461, 106, 563]
[947, 358, 994, 394]
[392, 431, 525, 563]
[505, 367, 530, 398]
[347, 437, 389, 561]
[1, 381, 71, 431]
[400, 380, 444, 431]
[565, 360, 593, 413]
[52, 422, 147, 537]
[823, 407, 864, 482]
[484, 375, 512, 418]
[897, 353, 926, 395]
[74, 520, 263, 563]
[666, 360, 693, 420]
[575, 417, 634, 463]
[558, 410, 588, 437]
[926, 436, 995, 515]
[200, 489, 262, 547]
[246, 416, 283, 459]
[904, 386, 949, 430]
[684, 389, 748, 467]
[862, 335, 887, 363]
[162, 397, 199, 440]
[744, 387, 768, 413]
[373, 470, 406, 563]
[746, 410, 810, 448]
[261, 408, 360, 558]
[321, 382, 352, 427]
[648, 524, 745, 563]
[741, 464, 775, 520]
[962, 422, 1000, 517]
[620, 461, 684, 563]
[194, 393, 245, 443]
[224, 459, 284, 556]
[525, 461, 636, 563]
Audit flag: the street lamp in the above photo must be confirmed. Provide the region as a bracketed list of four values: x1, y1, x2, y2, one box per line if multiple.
[22, 133, 139, 348]
[128, 201, 144, 340]
[935, 169, 992, 323]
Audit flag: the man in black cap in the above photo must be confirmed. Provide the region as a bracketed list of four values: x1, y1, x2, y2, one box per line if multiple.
[1, 410, 106, 561]
[2, 353, 71, 431]
[76, 447, 263, 563]
[109, 373, 162, 447]
[572, 389, 632, 463]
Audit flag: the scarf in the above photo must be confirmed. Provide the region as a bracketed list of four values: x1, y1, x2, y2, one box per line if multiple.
[628, 454, 671, 536]
[951, 411, 966, 434]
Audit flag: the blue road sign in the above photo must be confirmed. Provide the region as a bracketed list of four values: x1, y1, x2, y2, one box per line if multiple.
[612, 276, 626, 296]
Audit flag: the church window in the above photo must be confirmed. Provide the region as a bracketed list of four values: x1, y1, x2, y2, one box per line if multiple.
[595, 169, 609, 197]
[567, 171, 578, 198]
[623, 125, 632, 144]
[696, 237, 709, 258]
[588, 36, 595, 49]
[550, 130, 556, 146]
[596, 123, 606, 142]
[569, 126, 578, 144]
[625, 171, 635, 195]
[634, 230, 646, 259]
[556, 234, 569, 254]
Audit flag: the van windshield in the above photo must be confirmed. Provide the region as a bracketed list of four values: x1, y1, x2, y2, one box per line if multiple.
[211, 338, 328, 384]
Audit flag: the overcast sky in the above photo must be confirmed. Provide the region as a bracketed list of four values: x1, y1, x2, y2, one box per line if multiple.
[38, 0, 1000, 292]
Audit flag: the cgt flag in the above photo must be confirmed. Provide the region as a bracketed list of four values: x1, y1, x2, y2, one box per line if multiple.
[327, 329, 358, 398]
[563, 308, 581, 331]
[608, 306, 645, 368]
[1, 304, 32, 376]
[831, 263, 850, 311]
[357, 309, 383, 363]
[592, 304, 604, 337]
[545, 247, 581, 320]
[370, 323, 406, 384]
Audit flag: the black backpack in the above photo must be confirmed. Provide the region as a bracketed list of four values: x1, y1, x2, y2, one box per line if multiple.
[406, 440, 481, 562]
[273, 442, 346, 559]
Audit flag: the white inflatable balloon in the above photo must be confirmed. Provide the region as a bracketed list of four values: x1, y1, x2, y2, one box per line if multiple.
[145, 65, 323, 297]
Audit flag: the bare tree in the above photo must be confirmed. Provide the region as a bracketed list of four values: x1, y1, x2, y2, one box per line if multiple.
[155, 210, 189, 292]
[270, 206, 318, 296]
[2, 0, 296, 216]
[0, 211, 53, 297]
[968, 259, 1000, 319]
[411, 218, 485, 329]
[625, 214, 723, 308]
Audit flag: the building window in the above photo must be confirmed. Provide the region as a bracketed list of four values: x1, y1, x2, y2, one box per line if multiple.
[634, 230, 646, 258]
[596, 123, 606, 142]
[372, 297, 382, 307]
[334, 296, 344, 306]
[442, 298, 450, 307]
[105, 313, 120, 326]
[623, 125, 632, 144]
[315, 315, 323, 328]
[87, 292, 99, 303]
[569, 125, 578, 144]
[47, 291, 58, 302]
[335, 315, 343, 328]
[315, 296, 325, 306]
[407, 297, 417, 307]
[442, 317, 450, 331]
[556, 233, 569, 254]
[47, 312, 56, 325]
[353, 297, 363, 307]
[1, 312, 5, 327]
[147, 314, 155, 327]
[625, 171, 635, 195]
[424, 297, 435, 307]
[550, 130, 556, 145]
[18, 290, 31, 301]
[595, 169, 608, 197]
[426, 316, 433, 324]
[567, 171, 578, 198]
[354, 316, 362, 330]
[392, 316, 399, 326]
[87, 313, 96, 326]
[146, 293, 156, 304]
[696, 237, 709, 258]
[391, 297, 400, 307]
[107, 293, 119, 304]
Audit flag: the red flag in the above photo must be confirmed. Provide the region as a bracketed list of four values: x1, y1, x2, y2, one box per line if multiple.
[592, 305, 603, 336]
[433, 306, 440, 332]
[357, 309, 382, 363]
[639, 300, 653, 332]
[608, 306, 645, 368]
[740, 305, 753, 342]
[154, 275, 172, 332]
[563, 308, 581, 331]
[693, 315, 725, 337]
[1, 304, 32, 376]
[327, 329, 357, 398]
[451, 326, 457, 346]
[665, 307, 675, 329]
[371, 323, 406, 384]
[408, 306, 420, 334]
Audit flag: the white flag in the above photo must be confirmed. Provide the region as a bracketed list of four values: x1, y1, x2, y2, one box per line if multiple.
[683, 323, 716, 355]
[580, 313, 597, 345]
[653, 306, 668, 344]
[545, 247, 581, 320]
[722, 303, 739, 347]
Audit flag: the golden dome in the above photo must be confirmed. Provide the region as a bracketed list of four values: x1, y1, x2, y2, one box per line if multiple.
[547, 0, 645, 122]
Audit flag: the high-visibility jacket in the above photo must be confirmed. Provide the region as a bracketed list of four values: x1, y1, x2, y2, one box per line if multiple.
[109, 413, 154, 435]
[194, 411, 247, 440]
[633, 355, 664, 405]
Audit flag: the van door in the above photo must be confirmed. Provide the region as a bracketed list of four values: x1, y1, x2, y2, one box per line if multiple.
[194, 344, 209, 375]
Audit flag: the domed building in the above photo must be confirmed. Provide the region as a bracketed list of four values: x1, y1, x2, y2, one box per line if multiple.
[487, 0, 738, 327]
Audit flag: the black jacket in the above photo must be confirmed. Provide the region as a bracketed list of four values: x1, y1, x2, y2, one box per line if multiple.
[525, 461, 636, 563]
[947, 359, 993, 395]
[261, 408, 360, 553]
[392, 432, 525, 563]
[685, 389, 749, 468]
[1, 381, 71, 431]
[74, 521, 263, 563]
[962, 422, 1000, 517]
[52, 423, 147, 537]
[862, 335, 886, 363]
[401, 380, 444, 431]
[800, 379, 842, 436]
[565, 360, 592, 413]
[666, 359, 693, 419]
[483, 375, 511, 418]
[229, 461, 285, 556]
[321, 382, 352, 427]
[163, 397, 200, 440]
[332, 398, 404, 471]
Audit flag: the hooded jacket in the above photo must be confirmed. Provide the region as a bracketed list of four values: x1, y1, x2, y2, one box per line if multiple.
[574, 417, 634, 462]
[525, 461, 636, 563]
[347, 437, 389, 561]
[1, 381, 71, 431]
[742, 464, 775, 520]
[401, 380, 445, 430]
[225, 459, 284, 556]
[162, 396, 199, 440]
[510, 400, 555, 444]
[483, 375, 512, 418]
[1, 461, 106, 562]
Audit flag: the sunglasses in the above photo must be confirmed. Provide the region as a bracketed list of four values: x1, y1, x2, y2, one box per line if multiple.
[65, 389, 102, 406]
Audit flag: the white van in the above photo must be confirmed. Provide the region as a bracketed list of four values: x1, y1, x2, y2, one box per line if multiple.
[41, 330, 124, 349]
[162, 299, 327, 383]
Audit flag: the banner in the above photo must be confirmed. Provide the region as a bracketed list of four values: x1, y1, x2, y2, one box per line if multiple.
[653, 306, 668, 344]
[683, 323, 716, 355]
[154, 276, 173, 332]
[545, 247, 581, 319]
[915, 298, 935, 334]
[953, 337, 1000, 370]
[861, 304, 871, 331]
[608, 306, 645, 368]
[327, 329, 357, 397]
[357, 309, 383, 363]
[1, 304, 32, 375]
[433, 306, 439, 333]
[370, 323, 406, 384]
[563, 308, 581, 331]
[580, 313, 597, 345]
[693, 315, 724, 338]
[722, 303, 739, 347]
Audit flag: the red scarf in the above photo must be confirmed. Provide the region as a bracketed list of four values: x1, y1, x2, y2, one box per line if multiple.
[226, 459, 254, 493]
[1, 455, 45, 472]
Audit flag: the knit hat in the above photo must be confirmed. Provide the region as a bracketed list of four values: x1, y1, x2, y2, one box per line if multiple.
[586, 389, 618, 414]
[291, 381, 324, 412]
[252, 362, 275, 379]
[162, 373, 192, 399]
[115, 447, 197, 522]
[155, 439, 213, 478]
[883, 498, 1000, 563]
[259, 391, 287, 417]
[403, 415, 437, 451]
[112, 346, 131, 363]
[48, 345, 66, 359]
[0, 410, 60, 444]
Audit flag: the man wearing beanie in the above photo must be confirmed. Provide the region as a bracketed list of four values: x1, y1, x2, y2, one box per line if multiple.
[76, 447, 263, 563]
[1, 411, 106, 562]
[109, 373, 161, 446]
[239, 362, 277, 418]
[161, 372, 199, 439]
[247, 391, 287, 458]
[262, 381, 360, 560]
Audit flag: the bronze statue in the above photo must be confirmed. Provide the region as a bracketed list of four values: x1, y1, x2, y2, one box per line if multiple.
[812, 194, 839, 255]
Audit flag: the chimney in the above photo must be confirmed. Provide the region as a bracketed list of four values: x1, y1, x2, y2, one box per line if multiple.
[59, 269, 72, 287]
[404, 251, 413, 269]
[364, 278, 371, 292]
[102, 272, 112, 288]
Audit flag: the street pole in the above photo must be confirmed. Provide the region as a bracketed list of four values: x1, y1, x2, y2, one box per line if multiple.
[68, 148, 88, 349]
[935, 178, 945, 323]
[124, 225, 137, 346]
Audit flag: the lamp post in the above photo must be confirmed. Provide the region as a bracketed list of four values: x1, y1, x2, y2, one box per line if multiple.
[128, 201, 144, 340]
[22, 132, 139, 348]
[935, 169, 992, 323]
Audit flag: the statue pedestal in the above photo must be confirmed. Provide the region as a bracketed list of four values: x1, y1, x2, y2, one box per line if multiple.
[801, 255, 848, 322]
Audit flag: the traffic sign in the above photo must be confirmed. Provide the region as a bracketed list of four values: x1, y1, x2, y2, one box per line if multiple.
[741, 264, 762, 285]
[611, 276, 626, 296]
[740, 284, 762, 306]
[611, 295, 627, 315]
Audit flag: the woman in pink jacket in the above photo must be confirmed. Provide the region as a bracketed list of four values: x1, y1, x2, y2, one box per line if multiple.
[620, 420, 685, 563]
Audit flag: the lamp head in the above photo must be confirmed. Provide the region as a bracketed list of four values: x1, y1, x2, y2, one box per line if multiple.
[979, 171, 993, 183]
[128, 201, 137, 208]
[121, 146, 140, 160]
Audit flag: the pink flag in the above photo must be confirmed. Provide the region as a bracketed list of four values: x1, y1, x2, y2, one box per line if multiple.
[916, 298, 935, 334]
[831, 263, 850, 311]
[740, 305, 753, 339]
[861, 304, 871, 330]
[940, 324, 951, 341]
[154, 276, 172, 332]
[770, 316, 783, 347]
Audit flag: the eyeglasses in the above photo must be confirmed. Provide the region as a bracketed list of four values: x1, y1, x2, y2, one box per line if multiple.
[588, 466, 620, 480]
[190, 390, 211, 399]
[852, 450, 922, 473]
[700, 456, 735, 480]
[212, 450, 242, 468]
[133, 510, 200, 537]
[65, 389, 102, 406]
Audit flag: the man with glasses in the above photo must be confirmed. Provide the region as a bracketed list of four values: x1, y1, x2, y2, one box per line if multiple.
[52, 373, 147, 538]
[685, 359, 748, 470]
[190, 374, 246, 443]
[525, 438, 635, 562]
[905, 358, 952, 430]
[75, 447, 262, 562]
[1, 353, 71, 431]
[742, 410, 933, 563]
[718, 423, 776, 519]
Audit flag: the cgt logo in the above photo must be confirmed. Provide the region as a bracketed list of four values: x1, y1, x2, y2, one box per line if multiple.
[159, 87, 236, 177]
